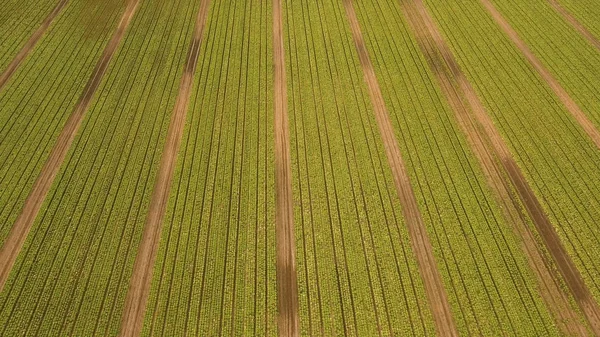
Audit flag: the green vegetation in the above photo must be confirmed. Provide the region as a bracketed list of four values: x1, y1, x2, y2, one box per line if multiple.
[284, 0, 437, 335]
[142, 0, 277, 335]
[0, 0, 60, 72]
[425, 0, 600, 303]
[350, 0, 560, 334]
[0, 0, 200, 334]
[0, 0, 126, 245]
[554, 0, 600, 39]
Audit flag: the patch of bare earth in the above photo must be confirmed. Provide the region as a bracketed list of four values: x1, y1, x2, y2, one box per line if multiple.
[273, 0, 299, 335]
[118, 0, 211, 336]
[402, 0, 600, 334]
[0, 0, 141, 293]
[0, 0, 69, 90]
[342, 0, 459, 335]
[480, 0, 600, 150]
[548, 0, 600, 51]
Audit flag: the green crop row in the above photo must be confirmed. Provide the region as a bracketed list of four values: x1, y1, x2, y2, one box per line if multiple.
[0, 0, 125, 245]
[490, 0, 600, 129]
[349, 0, 562, 335]
[284, 0, 439, 335]
[142, 0, 277, 335]
[554, 0, 600, 40]
[0, 0, 60, 71]
[0, 0, 200, 334]
[425, 0, 600, 305]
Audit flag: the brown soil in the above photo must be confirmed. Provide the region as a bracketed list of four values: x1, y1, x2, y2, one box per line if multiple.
[0, 0, 141, 293]
[0, 0, 69, 90]
[403, 0, 600, 334]
[548, 0, 600, 51]
[342, 0, 459, 335]
[480, 0, 600, 150]
[118, 0, 211, 336]
[273, 0, 300, 335]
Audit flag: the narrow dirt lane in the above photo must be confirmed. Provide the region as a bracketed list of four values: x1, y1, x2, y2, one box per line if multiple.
[480, 0, 600, 150]
[0, 0, 69, 90]
[548, 0, 600, 51]
[118, 0, 211, 336]
[402, 0, 600, 334]
[273, 0, 299, 335]
[342, 0, 458, 335]
[0, 0, 141, 293]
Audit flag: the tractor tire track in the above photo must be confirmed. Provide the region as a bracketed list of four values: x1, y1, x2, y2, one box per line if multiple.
[548, 0, 600, 51]
[273, 0, 299, 334]
[0, 0, 141, 293]
[342, 0, 458, 335]
[401, 0, 600, 334]
[480, 0, 600, 150]
[118, 0, 211, 335]
[0, 0, 69, 90]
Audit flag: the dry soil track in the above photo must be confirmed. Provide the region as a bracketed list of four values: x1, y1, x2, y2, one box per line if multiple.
[0, 0, 141, 293]
[342, 0, 459, 335]
[402, 0, 600, 334]
[548, 0, 600, 51]
[0, 0, 69, 90]
[273, 0, 300, 335]
[118, 0, 211, 336]
[479, 0, 600, 150]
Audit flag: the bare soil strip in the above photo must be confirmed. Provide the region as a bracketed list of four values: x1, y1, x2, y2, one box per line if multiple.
[0, 0, 69, 90]
[548, 0, 600, 51]
[273, 0, 300, 335]
[480, 0, 600, 150]
[117, 0, 211, 336]
[0, 0, 141, 293]
[402, 0, 600, 334]
[342, 0, 458, 335]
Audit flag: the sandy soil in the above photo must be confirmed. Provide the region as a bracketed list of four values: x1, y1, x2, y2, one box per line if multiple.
[273, 0, 300, 335]
[402, 0, 599, 334]
[0, 0, 141, 293]
[0, 0, 69, 90]
[342, 0, 459, 335]
[548, 0, 600, 51]
[118, 0, 211, 336]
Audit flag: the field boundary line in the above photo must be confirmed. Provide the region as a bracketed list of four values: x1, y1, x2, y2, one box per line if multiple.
[117, 0, 211, 335]
[273, 0, 300, 335]
[548, 0, 600, 51]
[479, 0, 600, 149]
[0, 0, 69, 91]
[341, 0, 459, 335]
[401, 0, 600, 333]
[0, 0, 141, 294]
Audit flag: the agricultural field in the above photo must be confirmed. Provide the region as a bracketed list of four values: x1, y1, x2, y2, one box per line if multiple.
[0, 0, 600, 335]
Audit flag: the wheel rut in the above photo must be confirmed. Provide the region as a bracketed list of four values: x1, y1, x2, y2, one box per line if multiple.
[0, 0, 141, 294]
[118, 0, 211, 336]
[342, 0, 459, 335]
[401, 0, 600, 334]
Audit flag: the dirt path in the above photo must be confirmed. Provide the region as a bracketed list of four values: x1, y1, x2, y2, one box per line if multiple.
[273, 0, 299, 335]
[117, 1, 211, 336]
[548, 0, 600, 51]
[341, 0, 458, 335]
[402, 0, 600, 334]
[0, 0, 141, 294]
[479, 0, 600, 150]
[0, 0, 69, 90]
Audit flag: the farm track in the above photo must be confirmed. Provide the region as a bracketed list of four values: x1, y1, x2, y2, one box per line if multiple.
[118, 0, 211, 335]
[480, 0, 600, 150]
[403, 0, 600, 333]
[341, 0, 457, 335]
[0, 0, 141, 293]
[548, 0, 600, 51]
[0, 0, 68, 90]
[273, 0, 299, 334]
